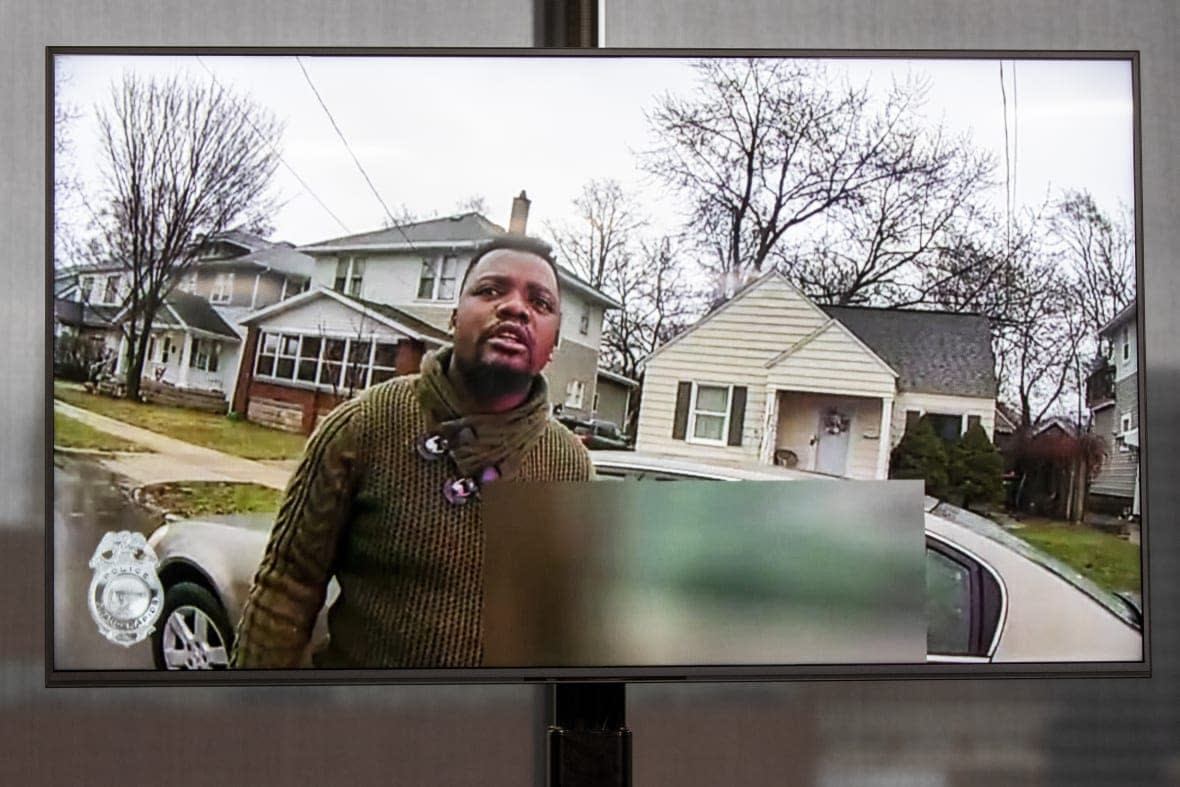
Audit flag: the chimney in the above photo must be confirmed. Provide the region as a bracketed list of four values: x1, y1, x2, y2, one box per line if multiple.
[508, 190, 530, 234]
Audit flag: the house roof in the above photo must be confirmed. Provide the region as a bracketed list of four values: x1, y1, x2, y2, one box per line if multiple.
[819, 305, 996, 398]
[149, 291, 240, 339]
[301, 212, 621, 310]
[1033, 416, 1081, 438]
[241, 287, 452, 345]
[597, 368, 640, 388]
[202, 229, 276, 256]
[1099, 301, 1136, 337]
[301, 213, 507, 251]
[347, 294, 453, 343]
[197, 243, 316, 279]
[994, 401, 1021, 433]
[54, 297, 120, 329]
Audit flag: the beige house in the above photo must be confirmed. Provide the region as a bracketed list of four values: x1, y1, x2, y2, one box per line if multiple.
[635, 273, 997, 480]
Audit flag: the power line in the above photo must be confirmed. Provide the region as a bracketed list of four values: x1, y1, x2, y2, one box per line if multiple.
[294, 56, 418, 250]
[195, 56, 352, 236]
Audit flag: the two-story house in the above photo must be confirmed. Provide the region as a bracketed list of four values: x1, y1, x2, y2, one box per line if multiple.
[232, 195, 620, 434]
[1087, 302, 1140, 517]
[113, 231, 315, 409]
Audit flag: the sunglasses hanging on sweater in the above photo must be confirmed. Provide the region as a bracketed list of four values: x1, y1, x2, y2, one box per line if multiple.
[415, 426, 501, 506]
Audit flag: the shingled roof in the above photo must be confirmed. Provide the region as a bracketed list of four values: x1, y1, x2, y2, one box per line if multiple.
[151, 291, 240, 339]
[301, 213, 507, 250]
[198, 243, 316, 279]
[820, 305, 997, 398]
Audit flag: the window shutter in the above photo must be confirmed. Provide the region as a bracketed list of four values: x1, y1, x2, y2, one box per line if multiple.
[672, 382, 691, 440]
[727, 386, 747, 446]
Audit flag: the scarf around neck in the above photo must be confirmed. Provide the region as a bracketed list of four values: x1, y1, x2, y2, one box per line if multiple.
[413, 346, 552, 481]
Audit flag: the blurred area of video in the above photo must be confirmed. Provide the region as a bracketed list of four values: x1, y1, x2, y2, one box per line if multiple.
[482, 480, 926, 666]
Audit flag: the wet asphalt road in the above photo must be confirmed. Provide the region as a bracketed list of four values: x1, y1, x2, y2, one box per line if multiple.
[52, 452, 159, 671]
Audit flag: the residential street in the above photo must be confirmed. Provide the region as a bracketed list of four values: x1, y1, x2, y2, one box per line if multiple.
[52, 452, 157, 670]
[52, 400, 298, 670]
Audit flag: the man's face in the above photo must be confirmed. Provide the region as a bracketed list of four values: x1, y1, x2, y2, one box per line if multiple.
[450, 249, 561, 380]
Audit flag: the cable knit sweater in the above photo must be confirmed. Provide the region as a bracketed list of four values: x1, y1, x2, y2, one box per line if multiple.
[230, 373, 595, 669]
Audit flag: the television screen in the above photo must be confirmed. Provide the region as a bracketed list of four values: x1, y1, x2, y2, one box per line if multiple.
[48, 50, 1145, 683]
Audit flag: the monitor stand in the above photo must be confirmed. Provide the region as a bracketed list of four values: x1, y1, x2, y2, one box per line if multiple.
[547, 682, 631, 787]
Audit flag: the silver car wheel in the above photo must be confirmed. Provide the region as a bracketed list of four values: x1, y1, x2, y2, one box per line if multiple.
[161, 604, 230, 670]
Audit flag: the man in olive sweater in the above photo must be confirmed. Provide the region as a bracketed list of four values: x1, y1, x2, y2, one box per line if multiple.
[230, 236, 595, 669]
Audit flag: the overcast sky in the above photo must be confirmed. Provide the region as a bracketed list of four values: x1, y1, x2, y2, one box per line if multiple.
[54, 53, 1135, 251]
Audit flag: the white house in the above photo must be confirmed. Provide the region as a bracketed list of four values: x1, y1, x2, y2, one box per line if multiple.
[635, 272, 997, 480]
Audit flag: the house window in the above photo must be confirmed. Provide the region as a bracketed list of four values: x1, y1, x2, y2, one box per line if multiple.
[334, 257, 365, 297]
[579, 306, 590, 335]
[418, 255, 460, 301]
[1123, 329, 1129, 362]
[371, 342, 399, 385]
[147, 336, 157, 361]
[188, 338, 221, 373]
[103, 275, 120, 304]
[925, 413, 963, 443]
[565, 379, 586, 409]
[689, 383, 732, 445]
[210, 272, 234, 304]
[1120, 412, 1132, 434]
[160, 336, 174, 364]
[592, 392, 600, 413]
[255, 330, 402, 392]
[297, 336, 321, 382]
[179, 272, 198, 294]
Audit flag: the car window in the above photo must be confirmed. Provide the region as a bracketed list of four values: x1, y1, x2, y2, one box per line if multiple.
[926, 538, 1004, 658]
[926, 547, 974, 655]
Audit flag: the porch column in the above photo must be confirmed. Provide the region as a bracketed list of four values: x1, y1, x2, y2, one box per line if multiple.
[876, 395, 894, 480]
[758, 387, 778, 465]
[178, 333, 194, 388]
[115, 333, 128, 377]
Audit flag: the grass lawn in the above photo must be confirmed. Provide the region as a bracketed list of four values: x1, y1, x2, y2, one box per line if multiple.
[53, 380, 307, 460]
[1008, 517, 1141, 595]
[54, 411, 151, 452]
[140, 481, 282, 518]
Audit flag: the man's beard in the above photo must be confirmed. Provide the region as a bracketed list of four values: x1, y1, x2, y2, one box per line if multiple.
[453, 352, 535, 403]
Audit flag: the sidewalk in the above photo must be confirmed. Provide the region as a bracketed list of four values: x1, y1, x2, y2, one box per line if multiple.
[54, 400, 294, 491]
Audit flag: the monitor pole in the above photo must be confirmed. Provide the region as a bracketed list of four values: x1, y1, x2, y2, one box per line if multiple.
[547, 683, 631, 787]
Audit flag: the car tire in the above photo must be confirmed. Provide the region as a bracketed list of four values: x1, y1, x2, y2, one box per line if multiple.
[151, 581, 234, 670]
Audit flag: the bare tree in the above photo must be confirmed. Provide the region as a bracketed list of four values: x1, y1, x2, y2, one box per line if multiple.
[547, 179, 647, 289]
[925, 209, 1084, 427]
[455, 194, 490, 216]
[642, 59, 938, 301]
[380, 203, 421, 228]
[778, 126, 995, 306]
[91, 73, 280, 402]
[1050, 189, 1135, 351]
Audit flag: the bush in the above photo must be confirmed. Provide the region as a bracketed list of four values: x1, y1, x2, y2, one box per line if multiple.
[948, 422, 1004, 510]
[890, 415, 950, 498]
[53, 333, 112, 383]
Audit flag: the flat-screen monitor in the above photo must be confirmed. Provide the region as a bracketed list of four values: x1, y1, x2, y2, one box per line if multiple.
[47, 49, 1146, 684]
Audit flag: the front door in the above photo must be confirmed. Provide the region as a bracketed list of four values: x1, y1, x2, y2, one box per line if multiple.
[815, 407, 852, 476]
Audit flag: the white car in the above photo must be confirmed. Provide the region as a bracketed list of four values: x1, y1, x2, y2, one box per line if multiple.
[146, 451, 1142, 669]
